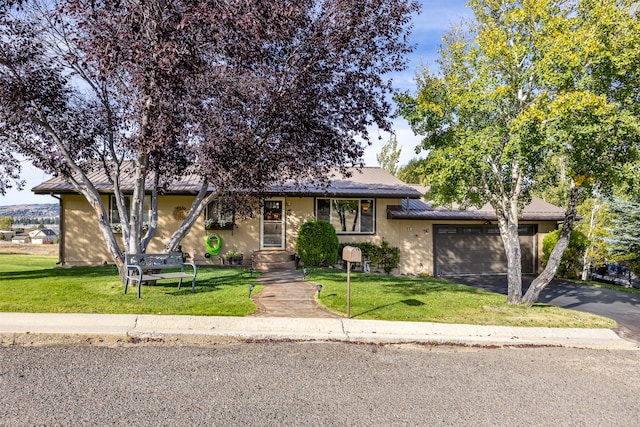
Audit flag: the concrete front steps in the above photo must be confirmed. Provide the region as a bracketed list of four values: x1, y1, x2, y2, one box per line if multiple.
[252, 250, 297, 271]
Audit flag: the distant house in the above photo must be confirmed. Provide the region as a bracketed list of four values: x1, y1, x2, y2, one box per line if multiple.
[32, 167, 567, 275]
[28, 229, 57, 244]
[11, 235, 30, 244]
[0, 230, 14, 241]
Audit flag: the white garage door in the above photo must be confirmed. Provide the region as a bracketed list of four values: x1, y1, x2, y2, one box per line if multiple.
[434, 225, 536, 276]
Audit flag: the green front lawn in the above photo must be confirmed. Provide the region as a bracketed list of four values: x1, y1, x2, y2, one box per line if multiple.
[0, 255, 261, 316]
[0, 255, 617, 328]
[308, 269, 616, 328]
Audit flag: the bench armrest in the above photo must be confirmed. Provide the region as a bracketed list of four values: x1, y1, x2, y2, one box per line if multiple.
[126, 264, 143, 277]
[183, 262, 197, 276]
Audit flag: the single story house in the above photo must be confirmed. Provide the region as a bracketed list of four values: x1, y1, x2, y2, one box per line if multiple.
[32, 167, 565, 275]
[28, 229, 58, 244]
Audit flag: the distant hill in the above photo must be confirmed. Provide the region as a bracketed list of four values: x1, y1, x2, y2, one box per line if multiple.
[0, 203, 60, 225]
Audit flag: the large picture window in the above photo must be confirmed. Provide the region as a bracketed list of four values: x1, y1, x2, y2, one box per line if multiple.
[316, 198, 374, 234]
[205, 199, 234, 230]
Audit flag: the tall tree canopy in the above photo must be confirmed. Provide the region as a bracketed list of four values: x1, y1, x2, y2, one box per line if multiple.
[396, 0, 640, 305]
[396, 157, 424, 184]
[376, 134, 402, 175]
[0, 0, 419, 279]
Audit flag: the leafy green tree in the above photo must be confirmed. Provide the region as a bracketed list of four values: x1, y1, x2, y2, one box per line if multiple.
[376, 134, 402, 176]
[0, 216, 14, 230]
[576, 196, 612, 279]
[542, 229, 590, 280]
[396, 0, 640, 305]
[532, 154, 571, 208]
[396, 158, 425, 184]
[296, 220, 339, 267]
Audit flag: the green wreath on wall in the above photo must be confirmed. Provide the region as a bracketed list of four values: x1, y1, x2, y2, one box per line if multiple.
[205, 233, 222, 256]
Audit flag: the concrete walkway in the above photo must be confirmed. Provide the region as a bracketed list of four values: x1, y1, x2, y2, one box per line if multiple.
[251, 271, 341, 318]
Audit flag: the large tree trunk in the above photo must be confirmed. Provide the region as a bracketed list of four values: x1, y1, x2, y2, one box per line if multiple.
[141, 172, 159, 252]
[128, 151, 148, 255]
[522, 183, 580, 306]
[498, 213, 523, 304]
[487, 155, 525, 304]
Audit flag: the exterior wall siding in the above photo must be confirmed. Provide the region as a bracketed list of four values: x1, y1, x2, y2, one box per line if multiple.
[59, 194, 559, 276]
[62, 194, 111, 266]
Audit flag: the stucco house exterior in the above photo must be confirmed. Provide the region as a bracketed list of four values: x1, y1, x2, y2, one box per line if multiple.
[32, 167, 565, 276]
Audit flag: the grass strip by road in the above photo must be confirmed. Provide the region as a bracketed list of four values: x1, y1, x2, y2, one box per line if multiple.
[0, 255, 261, 316]
[308, 269, 616, 328]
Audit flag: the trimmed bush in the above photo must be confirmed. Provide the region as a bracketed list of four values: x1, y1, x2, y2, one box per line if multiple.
[339, 240, 400, 274]
[542, 229, 590, 279]
[296, 220, 339, 267]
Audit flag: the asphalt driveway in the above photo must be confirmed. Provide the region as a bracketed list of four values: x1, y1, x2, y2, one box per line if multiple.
[447, 275, 640, 344]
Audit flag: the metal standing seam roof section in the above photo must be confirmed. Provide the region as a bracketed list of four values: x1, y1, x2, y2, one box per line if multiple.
[387, 197, 567, 221]
[31, 166, 423, 199]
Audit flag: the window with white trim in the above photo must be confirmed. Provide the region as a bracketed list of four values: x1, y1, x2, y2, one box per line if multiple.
[316, 198, 374, 234]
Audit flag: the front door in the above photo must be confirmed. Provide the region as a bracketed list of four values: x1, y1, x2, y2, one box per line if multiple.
[261, 199, 285, 250]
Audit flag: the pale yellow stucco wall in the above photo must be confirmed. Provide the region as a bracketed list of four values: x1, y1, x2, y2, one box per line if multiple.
[61, 194, 110, 266]
[60, 194, 559, 275]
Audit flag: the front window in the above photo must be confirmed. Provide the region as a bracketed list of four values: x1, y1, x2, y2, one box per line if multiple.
[316, 198, 374, 234]
[205, 199, 234, 230]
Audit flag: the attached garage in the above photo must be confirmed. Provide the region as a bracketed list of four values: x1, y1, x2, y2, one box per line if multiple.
[387, 193, 566, 276]
[433, 224, 536, 276]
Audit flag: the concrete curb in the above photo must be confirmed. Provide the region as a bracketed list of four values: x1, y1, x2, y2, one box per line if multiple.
[0, 312, 637, 350]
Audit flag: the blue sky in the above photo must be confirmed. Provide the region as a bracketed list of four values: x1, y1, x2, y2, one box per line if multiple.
[361, 0, 472, 167]
[0, 0, 471, 206]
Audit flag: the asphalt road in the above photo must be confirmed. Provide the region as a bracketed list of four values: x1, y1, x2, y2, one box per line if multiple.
[448, 275, 640, 342]
[1, 341, 640, 426]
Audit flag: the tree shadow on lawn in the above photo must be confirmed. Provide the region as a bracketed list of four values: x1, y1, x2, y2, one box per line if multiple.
[146, 269, 256, 297]
[352, 298, 425, 317]
[0, 266, 119, 281]
[377, 277, 496, 297]
[0, 265, 255, 297]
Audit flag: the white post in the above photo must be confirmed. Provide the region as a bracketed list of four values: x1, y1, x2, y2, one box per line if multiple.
[347, 261, 351, 318]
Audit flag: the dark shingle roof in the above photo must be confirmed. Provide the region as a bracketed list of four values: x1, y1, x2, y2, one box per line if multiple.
[387, 197, 566, 221]
[32, 166, 422, 199]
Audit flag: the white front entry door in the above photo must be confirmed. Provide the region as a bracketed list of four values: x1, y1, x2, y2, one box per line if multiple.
[261, 199, 285, 250]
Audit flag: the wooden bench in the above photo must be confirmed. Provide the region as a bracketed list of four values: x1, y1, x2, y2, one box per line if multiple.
[124, 252, 197, 298]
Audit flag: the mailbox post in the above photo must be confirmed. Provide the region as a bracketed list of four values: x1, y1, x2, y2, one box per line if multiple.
[342, 246, 362, 318]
